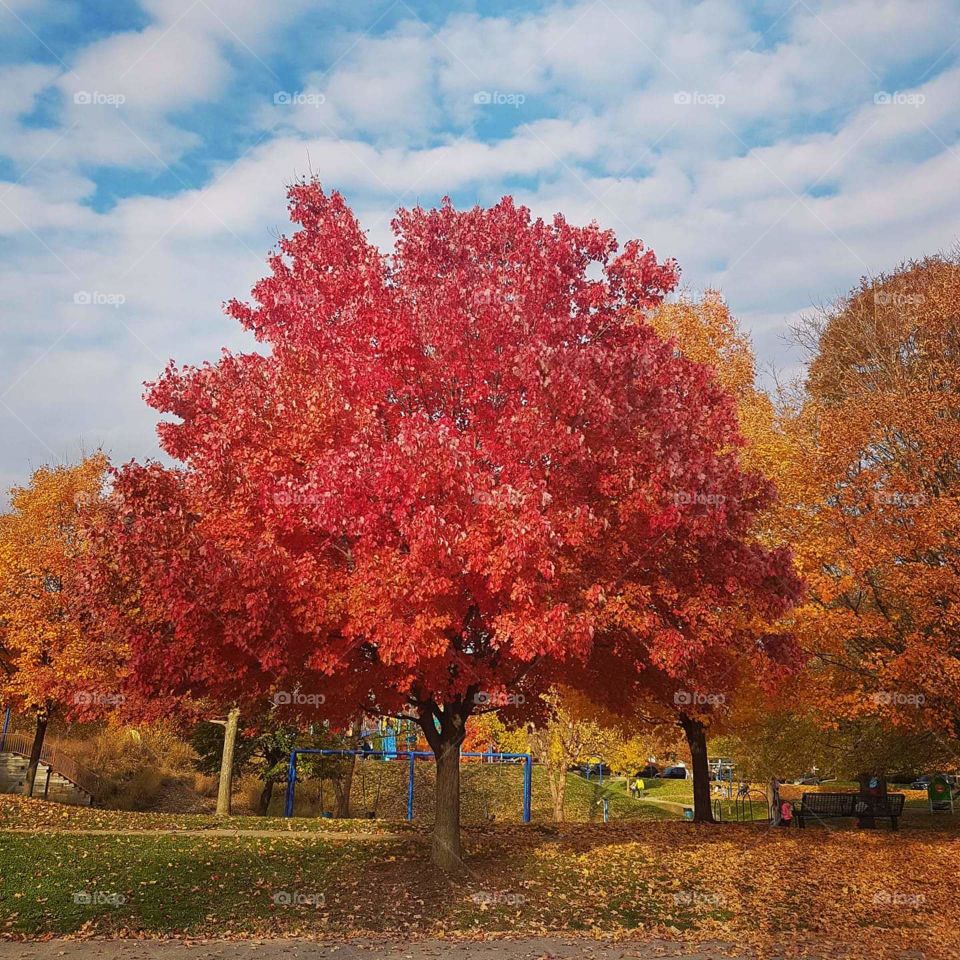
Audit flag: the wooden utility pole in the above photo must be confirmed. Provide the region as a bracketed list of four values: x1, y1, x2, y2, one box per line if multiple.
[216, 707, 241, 817]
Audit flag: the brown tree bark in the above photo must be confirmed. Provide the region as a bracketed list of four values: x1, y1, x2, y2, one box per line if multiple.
[256, 778, 275, 816]
[23, 711, 49, 798]
[333, 754, 356, 818]
[418, 698, 471, 871]
[548, 764, 566, 822]
[679, 712, 715, 823]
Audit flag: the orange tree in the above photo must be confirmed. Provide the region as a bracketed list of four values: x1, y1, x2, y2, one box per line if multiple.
[778, 255, 960, 751]
[0, 454, 110, 795]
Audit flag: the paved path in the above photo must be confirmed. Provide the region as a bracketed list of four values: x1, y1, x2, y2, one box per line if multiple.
[0, 939, 744, 960]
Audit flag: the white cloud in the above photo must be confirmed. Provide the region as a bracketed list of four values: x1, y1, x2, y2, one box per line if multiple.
[0, 0, 959, 492]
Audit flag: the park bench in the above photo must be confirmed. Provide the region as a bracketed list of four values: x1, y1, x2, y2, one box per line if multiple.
[795, 792, 905, 830]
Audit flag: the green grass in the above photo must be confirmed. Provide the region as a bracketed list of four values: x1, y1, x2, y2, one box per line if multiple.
[4, 816, 958, 947]
[0, 832, 394, 935]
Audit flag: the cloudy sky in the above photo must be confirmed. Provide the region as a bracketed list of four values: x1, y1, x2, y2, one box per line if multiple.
[1, 0, 959, 494]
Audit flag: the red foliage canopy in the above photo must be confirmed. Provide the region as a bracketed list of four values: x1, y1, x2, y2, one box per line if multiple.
[88, 183, 797, 734]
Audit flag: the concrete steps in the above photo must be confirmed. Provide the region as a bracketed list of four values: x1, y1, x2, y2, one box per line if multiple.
[0, 752, 93, 806]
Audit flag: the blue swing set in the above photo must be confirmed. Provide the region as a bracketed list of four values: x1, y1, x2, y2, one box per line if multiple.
[283, 747, 534, 822]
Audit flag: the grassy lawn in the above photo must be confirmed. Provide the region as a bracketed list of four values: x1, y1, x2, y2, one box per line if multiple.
[3, 808, 959, 956]
[3, 776, 957, 956]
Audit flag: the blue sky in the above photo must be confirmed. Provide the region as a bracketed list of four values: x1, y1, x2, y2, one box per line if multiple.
[1, 0, 959, 493]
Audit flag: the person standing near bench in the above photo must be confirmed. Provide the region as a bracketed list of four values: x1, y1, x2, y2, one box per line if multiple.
[767, 776, 782, 826]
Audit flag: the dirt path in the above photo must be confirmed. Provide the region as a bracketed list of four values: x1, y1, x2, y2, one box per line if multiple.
[0, 938, 746, 960]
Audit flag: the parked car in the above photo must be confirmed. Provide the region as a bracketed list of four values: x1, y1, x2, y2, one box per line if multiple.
[635, 763, 659, 779]
[911, 775, 932, 790]
[661, 765, 689, 779]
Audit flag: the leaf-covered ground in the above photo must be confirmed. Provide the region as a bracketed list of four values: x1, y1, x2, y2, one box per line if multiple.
[2, 797, 958, 958]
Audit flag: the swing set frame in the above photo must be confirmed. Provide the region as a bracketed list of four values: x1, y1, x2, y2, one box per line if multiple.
[283, 748, 533, 822]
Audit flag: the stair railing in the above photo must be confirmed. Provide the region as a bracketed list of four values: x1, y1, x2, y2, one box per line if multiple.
[0, 732, 100, 800]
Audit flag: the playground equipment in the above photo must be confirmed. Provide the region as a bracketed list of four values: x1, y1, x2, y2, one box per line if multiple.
[709, 757, 735, 799]
[359, 718, 420, 759]
[734, 782, 769, 822]
[580, 755, 610, 784]
[283, 748, 533, 822]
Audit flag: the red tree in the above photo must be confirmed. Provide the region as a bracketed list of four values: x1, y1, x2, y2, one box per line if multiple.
[88, 182, 796, 867]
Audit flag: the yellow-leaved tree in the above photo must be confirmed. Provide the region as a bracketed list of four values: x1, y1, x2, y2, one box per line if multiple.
[0, 454, 110, 796]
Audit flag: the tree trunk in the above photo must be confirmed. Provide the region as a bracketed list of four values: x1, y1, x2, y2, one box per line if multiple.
[679, 712, 714, 823]
[23, 712, 48, 798]
[333, 754, 356, 818]
[433, 734, 463, 869]
[257, 779, 274, 816]
[418, 700, 470, 871]
[216, 706, 241, 817]
[549, 764, 566, 822]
